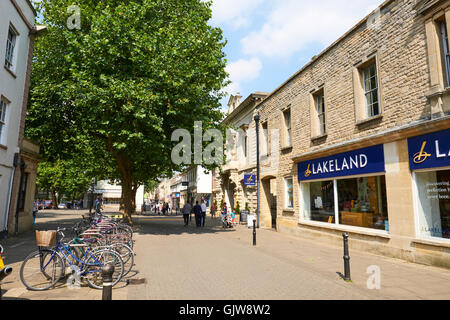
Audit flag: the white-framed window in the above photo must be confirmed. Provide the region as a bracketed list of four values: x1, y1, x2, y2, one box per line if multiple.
[413, 168, 450, 241]
[315, 91, 326, 136]
[5, 26, 18, 70]
[244, 132, 248, 158]
[283, 108, 291, 147]
[0, 99, 7, 143]
[440, 21, 450, 87]
[362, 63, 380, 118]
[285, 177, 294, 209]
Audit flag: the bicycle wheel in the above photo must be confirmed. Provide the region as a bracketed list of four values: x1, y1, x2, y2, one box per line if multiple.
[110, 243, 134, 277]
[20, 250, 65, 291]
[83, 248, 124, 290]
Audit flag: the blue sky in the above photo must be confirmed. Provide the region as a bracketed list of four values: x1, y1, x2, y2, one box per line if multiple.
[208, 0, 383, 111]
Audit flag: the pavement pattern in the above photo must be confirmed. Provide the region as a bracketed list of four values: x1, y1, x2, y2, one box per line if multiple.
[1, 209, 450, 300]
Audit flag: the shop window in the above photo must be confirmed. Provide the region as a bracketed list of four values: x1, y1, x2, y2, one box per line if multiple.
[337, 176, 389, 231]
[285, 177, 294, 209]
[415, 169, 450, 240]
[302, 180, 335, 223]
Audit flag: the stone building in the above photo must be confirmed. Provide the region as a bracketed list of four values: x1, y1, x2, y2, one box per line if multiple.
[253, 0, 450, 268]
[0, 0, 45, 237]
[213, 92, 268, 216]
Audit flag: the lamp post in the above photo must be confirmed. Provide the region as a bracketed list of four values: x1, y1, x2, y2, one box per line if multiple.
[89, 178, 95, 216]
[254, 113, 260, 228]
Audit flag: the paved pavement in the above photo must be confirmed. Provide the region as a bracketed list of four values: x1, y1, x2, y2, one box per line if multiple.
[1, 210, 450, 300]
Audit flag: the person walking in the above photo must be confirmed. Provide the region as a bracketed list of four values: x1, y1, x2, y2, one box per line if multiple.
[211, 202, 216, 219]
[221, 203, 228, 223]
[32, 200, 38, 226]
[200, 200, 207, 227]
[193, 201, 202, 227]
[182, 201, 192, 226]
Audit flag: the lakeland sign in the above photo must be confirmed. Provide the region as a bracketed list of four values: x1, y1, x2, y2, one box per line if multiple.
[298, 145, 385, 181]
[408, 128, 450, 171]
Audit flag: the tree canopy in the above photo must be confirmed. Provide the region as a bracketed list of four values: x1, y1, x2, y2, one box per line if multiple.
[26, 0, 229, 223]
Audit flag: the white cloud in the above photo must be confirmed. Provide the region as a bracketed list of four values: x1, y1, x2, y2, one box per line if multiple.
[210, 0, 265, 29]
[241, 0, 382, 58]
[224, 57, 263, 95]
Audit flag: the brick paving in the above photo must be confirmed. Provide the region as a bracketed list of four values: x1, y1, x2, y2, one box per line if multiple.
[1, 210, 450, 300]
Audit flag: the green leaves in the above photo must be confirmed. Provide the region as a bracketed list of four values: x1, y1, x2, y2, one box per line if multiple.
[27, 0, 228, 215]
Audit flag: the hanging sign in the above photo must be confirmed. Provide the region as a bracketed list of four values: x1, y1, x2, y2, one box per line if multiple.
[408, 128, 450, 171]
[298, 144, 385, 181]
[244, 174, 257, 186]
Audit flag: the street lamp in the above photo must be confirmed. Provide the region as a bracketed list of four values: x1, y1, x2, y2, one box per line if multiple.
[254, 113, 260, 228]
[89, 178, 95, 217]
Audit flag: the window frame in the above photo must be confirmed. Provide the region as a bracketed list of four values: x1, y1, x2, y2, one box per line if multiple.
[0, 98, 8, 144]
[299, 172, 389, 235]
[283, 108, 292, 147]
[5, 24, 18, 71]
[439, 20, 450, 87]
[313, 89, 326, 136]
[284, 176, 294, 209]
[362, 62, 380, 118]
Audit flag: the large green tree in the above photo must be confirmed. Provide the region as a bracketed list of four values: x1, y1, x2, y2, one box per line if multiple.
[27, 0, 228, 224]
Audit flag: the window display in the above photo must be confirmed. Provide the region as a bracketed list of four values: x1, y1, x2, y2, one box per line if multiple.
[337, 176, 388, 231]
[303, 180, 335, 223]
[285, 178, 294, 209]
[415, 169, 450, 239]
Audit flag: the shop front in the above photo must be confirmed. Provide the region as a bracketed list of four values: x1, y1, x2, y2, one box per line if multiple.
[409, 128, 450, 242]
[298, 144, 389, 234]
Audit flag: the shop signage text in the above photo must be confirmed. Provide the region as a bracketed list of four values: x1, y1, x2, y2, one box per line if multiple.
[408, 128, 450, 171]
[298, 145, 385, 181]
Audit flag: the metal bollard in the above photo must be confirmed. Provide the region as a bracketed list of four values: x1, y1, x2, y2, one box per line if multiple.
[253, 219, 257, 246]
[343, 232, 351, 281]
[102, 264, 115, 300]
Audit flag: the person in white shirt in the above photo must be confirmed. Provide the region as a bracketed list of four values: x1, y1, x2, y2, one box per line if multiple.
[200, 200, 207, 227]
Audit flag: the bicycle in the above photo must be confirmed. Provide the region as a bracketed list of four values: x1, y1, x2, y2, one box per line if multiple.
[20, 228, 124, 291]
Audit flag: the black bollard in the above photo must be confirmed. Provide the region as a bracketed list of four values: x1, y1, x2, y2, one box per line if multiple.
[253, 219, 257, 246]
[343, 232, 351, 281]
[102, 264, 115, 300]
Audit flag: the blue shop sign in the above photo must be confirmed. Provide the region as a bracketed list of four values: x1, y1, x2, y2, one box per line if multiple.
[408, 128, 450, 171]
[244, 174, 257, 186]
[298, 144, 385, 181]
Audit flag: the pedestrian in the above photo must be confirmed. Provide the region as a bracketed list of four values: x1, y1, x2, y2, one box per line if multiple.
[182, 201, 192, 226]
[201, 200, 207, 227]
[221, 203, 228, 223]
[211, 202, 216, 219]
[32, 200, 38, 226]
[169, 202, 172, 215]
[193, 201, 202, 227]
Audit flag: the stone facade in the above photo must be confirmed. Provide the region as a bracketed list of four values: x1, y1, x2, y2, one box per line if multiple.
[252, 0, 450, 268]
[213, 92, 268, 216]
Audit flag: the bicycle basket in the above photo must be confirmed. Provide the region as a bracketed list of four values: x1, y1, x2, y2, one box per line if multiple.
[35, 230, 57, 247]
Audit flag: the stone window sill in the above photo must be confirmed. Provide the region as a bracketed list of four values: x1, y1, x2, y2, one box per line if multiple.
[281, 145, 292, 152]
[4, 65, 17, 78]
[298, 220, 391, 239]
[356, 114, 383, 127]
[412, 238, 450, 249]
[311, 133, 328, 142]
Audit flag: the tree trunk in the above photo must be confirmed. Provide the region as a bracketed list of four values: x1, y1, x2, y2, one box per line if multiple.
[50, 186, 58, 209]
[121, 178, 136, 226]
